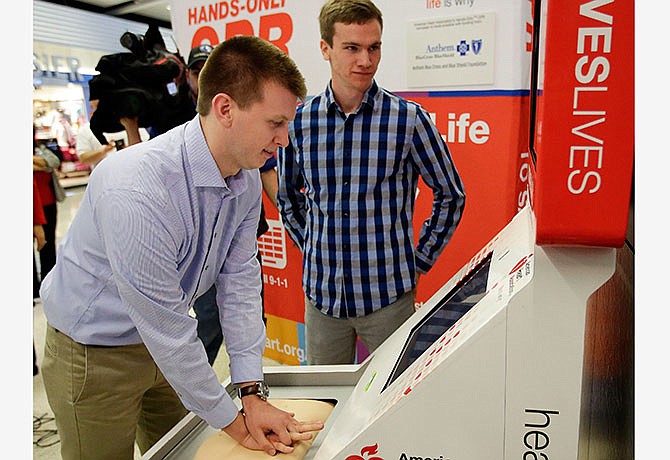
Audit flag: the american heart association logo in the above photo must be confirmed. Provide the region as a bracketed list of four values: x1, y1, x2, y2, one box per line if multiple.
[346, 443, 384, 460]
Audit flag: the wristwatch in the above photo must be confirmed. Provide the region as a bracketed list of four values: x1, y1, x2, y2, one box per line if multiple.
[237, 381, 270, 401]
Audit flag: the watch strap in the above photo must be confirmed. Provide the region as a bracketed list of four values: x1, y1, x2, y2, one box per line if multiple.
[238, 382, 269, 400]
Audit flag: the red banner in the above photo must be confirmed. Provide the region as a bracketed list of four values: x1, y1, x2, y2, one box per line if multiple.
[532, 0, 634, 247]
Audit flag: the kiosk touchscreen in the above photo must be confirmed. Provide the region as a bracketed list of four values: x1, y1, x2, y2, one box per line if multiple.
[382, 252, 492, 393]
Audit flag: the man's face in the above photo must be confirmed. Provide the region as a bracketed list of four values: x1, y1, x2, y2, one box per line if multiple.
[227, 80, 298, 172]
[187, 61, 205, 99]
[320, 19, 382, 95]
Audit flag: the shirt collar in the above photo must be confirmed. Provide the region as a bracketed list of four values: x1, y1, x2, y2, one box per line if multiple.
[325, 79, 380, 115]
[184, 115, 248, 195]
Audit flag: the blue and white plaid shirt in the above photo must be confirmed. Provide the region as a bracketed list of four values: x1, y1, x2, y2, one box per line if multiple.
[277, 81, 466, 318]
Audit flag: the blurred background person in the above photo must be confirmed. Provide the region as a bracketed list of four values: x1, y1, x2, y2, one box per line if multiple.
[77, 98, 149, 168]
[33, 125, 65, 298]
[49, 109, 76, 161]
[186, 44, 213, 107]
[76, 98, 116, 168]
[33, 176, 47, 376]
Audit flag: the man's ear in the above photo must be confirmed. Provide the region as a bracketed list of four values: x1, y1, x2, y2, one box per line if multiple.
[211, 93, 234, 127]
[320, 39, 331, 61]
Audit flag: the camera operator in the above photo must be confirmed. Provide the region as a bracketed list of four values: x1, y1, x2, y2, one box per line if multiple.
[76, 98, 150, 168]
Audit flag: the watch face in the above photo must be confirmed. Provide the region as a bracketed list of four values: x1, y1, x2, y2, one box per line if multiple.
[259, 382, 270, 400]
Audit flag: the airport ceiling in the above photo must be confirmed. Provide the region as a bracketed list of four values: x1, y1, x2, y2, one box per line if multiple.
[43, 0, 173, 29]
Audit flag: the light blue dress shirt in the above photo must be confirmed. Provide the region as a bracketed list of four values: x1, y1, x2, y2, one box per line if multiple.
[40, 115, 265, 429]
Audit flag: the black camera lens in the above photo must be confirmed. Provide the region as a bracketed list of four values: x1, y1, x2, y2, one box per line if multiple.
[120, 32, 145, 57]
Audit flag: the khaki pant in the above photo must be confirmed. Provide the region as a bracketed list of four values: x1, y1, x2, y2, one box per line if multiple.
[305, 291, 415, 365]
[41, 325, 188, 460]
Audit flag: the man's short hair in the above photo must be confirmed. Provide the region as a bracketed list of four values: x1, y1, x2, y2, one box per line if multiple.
[196, 35, 307, 115]
[319, 0, 383, 47]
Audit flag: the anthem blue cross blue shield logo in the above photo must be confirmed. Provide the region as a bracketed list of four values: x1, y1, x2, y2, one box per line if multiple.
[457, 39, 470, 56]
[472, 39, 483, 55]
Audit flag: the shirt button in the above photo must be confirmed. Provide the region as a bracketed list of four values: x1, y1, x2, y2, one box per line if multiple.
[205, 265, 209, 271]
